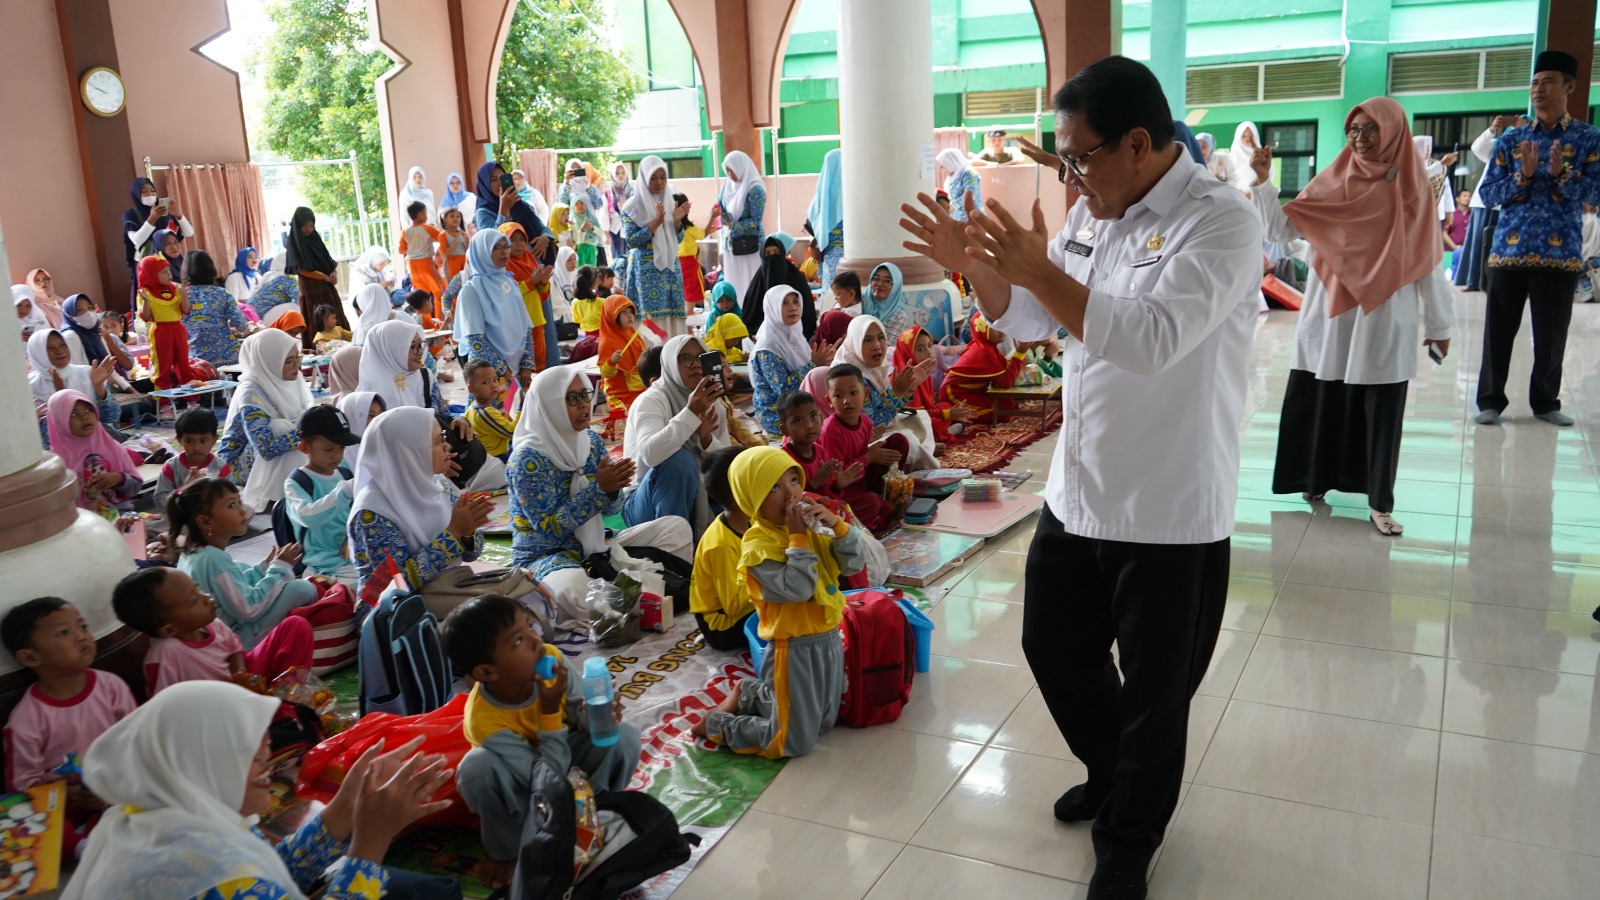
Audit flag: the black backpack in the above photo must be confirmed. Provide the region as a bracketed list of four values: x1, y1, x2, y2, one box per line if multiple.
[269, 466, 353, 576]
[511, 760, 699, 900]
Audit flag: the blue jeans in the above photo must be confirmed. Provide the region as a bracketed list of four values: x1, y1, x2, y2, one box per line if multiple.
[623, 446, 698, 526]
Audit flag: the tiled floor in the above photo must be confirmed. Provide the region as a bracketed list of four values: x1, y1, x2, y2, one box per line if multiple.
[673, 293, 1600, 899]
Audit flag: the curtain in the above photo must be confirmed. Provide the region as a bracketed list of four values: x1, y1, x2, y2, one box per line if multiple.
[934, 127, 970, 184]
[517, 149, 558, 210]
[162, 163, 270, 276]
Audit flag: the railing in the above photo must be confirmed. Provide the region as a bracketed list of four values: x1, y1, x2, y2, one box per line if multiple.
[321, 217, 393, 261]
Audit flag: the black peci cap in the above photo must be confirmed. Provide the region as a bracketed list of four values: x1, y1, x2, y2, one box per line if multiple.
[1535, 50, 1579, 79]
[298, 405, 360, 446]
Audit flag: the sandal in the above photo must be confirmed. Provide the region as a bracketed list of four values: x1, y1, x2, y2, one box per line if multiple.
[1370, 510, 1404, 536]
[1302, 491, 1326, 504]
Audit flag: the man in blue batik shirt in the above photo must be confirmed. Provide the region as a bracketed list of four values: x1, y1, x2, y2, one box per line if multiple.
[1475, 50, 1600, 427]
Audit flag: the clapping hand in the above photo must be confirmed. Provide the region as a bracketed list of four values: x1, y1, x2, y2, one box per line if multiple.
[949, 401, 976, 424]
[89, 357, 116, 395]
[814, 458, 839, 486]
[448, 491, 493, 539]
[339, 737, 455, 866]
[1520, 140, 1539, 178]
[596, 455, 636, 494]
[532, 236, 551, 258]
[866, 441, 901, 467]
[834, 460, 865, 488]
[1549, 141, 1566, 177]
[890, 357, 935, 395]
[811, 338, 839, 366]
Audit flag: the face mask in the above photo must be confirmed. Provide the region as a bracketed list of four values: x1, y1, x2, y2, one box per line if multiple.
[73, 311, 100, 330]
[142, 194, 156, 207]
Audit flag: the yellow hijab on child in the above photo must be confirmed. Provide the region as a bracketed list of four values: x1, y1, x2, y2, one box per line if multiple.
[730, 447, 845, 636]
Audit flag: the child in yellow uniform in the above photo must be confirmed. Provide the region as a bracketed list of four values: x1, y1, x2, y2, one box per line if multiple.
[443, 595, 640, 892]
[692, 446, 866, 759]
[689, 447, 756, 650]
[462, 359, 518, 461]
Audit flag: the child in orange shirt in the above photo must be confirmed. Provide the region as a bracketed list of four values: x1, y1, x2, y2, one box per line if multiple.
[439, 207, 468, 283]
[597, 294, 646, 410]
[136, 255, 196, 389]
[398, 201, 445, 316]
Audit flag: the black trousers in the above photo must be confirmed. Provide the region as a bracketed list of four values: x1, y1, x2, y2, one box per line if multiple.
[1477, 267, 1576, 415]
[1021, 510, 1229, 872]
[1273, 370, 1408, 513]
[696, 611, 753, 652]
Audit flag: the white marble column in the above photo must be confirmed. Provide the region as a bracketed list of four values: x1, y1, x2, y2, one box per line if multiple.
[0, 218, 134, 675]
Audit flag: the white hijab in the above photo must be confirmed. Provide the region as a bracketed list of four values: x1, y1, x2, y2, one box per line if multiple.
[65, 682, 294, 900]
[399, 166, 436, 221]
[25, 328, 92, 404]
[353, 246, 390, 284]
[1229, 122, 1261, 172]
[224, 330, 313, 432]
[351, 283, 393, 347]
[338, 390, 382, 469]
[752, 285, 812, 372]
[358, 320, 427, 410]
[514, 365, 607, 556]
[13, 284, 47, 335]
[834, 314, 893, 393]
[353, 405, 455, 551]
[553, 246, 578, 298]
[719, 151, 761, 221]
[622, 155, 678, 272]
[937, 148, 971, 190]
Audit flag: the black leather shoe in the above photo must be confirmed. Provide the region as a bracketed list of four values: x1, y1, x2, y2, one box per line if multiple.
[1053, 782, 1108, 823]
[1086, 864, 1147, 900]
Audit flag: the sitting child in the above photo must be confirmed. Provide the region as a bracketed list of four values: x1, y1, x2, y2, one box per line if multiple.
[819, 365, 910, 535]
[154, 407, 232, 509]
[461, 359, 518, 462]
[777, 390, 848, 498]
[111, 565, 313, 696]
[693, 447, 865, 758]
[830, 270, 864, 316]
[311, 303, 351, 352]
[941, 313, 1032, 421]
[443, 594, 642, 892]
[166, 477, 324, 651]
[46, 390, 142, 514]
[689, 447, 756, 650]
[2, 598, 136, 858]
[283, 406, 360, 584]
[894, 326, 972, 443]
[703, 282, 749, 365]
[598, 294, 646, 411]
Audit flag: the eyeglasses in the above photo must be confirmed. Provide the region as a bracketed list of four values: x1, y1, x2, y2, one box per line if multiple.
[565, 389, 595, 408]
[1345, 123, 1380, 141]
[675, 354, 699, 367]
[1058, 140, 1109, 181]
[409, 342, 424, 354]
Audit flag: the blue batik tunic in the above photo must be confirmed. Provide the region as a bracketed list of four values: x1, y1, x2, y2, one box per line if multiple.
[190, 815, 386, 900]
[508, 431, 619, 580]
[947, 169, 983, 223]
[817, 223, 844, 290]
[466, 329, 537, 383]
[349, 505, 482, 595]
[726, 184, 766, 247]
[184, 284, 250, 367]
[247, 275, 301, 321]
[217, 401, 299, 489]
[621, 213, 686, 322]
[1482, 115, 1600, 271]
[861, 378, 907, 428]
[750, 349, 817, 435]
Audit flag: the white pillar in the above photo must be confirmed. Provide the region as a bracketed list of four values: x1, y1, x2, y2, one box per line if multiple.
[0, 218, 134, 674]
[837, 0, 935, 267]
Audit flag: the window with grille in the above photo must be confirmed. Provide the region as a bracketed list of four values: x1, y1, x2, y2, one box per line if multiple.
[963, 89, 1044, 118]
[1186, 59, 1342, 107]
[1389, 47, 1534, 94]
[1261, 122, 1317, 199]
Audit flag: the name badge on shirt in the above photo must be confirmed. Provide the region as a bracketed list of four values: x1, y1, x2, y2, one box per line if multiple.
[1065, 239, 1094, 258]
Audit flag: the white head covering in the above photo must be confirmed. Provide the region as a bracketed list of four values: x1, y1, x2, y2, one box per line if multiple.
[553, 246, 578, 297]
[622, 156, 678, 272]
[337, 390, 382, 469]
[937, 148, 971, 190]
[13, 284, 47, 335]
[224, 329, 313, 433]
[514, 365, 606, 556]
[399, 166, 436, 220]
[64, 682, 293, 900]
[351, 283, 393, 347]
[353, 405, 455, 551]
[719, 151, 762, 221]
[353, 246, 389, 283]
[1230, 122, 1261, 171]
[25, 328, 92, 404]
[833, 314, 893, 393]
[752, 285, 812, 372]
[358, 319, 427, 410]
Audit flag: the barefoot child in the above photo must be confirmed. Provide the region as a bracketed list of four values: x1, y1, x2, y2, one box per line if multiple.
[111, 565, 313, 696]
[820, 364, 910, 535]
[461, 359, 518, 462]
[154, 407, 233, 508]
[689, 447, 756, 650]
[443, 594, 641, 892]
[694, 446, 866, 758]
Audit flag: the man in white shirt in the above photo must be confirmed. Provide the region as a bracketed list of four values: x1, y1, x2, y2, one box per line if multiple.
[902, 57, 1261, 900]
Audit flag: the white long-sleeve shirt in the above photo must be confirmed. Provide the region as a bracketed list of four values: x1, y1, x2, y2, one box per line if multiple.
[622, 383, 730, 481]
[1469, 127, 1497, 209]
[992, 155, 1261, 545]
[1253, 181, 1455, 386]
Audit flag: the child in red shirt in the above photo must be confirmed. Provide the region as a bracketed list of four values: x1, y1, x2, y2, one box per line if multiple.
[818, 365, 910, 536]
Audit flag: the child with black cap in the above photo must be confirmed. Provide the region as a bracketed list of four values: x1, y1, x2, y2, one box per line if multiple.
[283, 405, 362, 584]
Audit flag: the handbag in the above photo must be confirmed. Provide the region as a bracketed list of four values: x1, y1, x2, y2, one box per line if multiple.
[419, 564, 554, 637]
[728, 234, 761, 256]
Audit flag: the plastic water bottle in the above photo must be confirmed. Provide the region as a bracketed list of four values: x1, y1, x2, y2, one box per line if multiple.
[582, 656, 619, 747]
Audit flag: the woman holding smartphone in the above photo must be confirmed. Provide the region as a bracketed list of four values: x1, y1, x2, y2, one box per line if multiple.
[622, 334, 730, 534]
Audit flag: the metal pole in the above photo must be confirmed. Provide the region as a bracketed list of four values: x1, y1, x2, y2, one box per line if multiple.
[350, 150, 370, 249]
[770, 126, 783, 234]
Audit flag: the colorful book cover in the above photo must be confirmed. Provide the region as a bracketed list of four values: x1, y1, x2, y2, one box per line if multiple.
[0, 783, 66, 897]
[880, 528, 985, 587]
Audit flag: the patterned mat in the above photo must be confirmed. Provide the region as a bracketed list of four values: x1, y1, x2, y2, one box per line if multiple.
[934, 409, 1062, 473]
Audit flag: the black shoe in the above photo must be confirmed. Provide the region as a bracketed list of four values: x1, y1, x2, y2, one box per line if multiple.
[1053, 782, 1109, 823]
[1087, 864, 1148, 900]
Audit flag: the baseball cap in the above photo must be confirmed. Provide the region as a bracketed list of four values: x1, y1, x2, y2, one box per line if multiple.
[298, 405, 360, 446]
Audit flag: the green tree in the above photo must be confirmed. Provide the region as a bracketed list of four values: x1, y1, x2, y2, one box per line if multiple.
[494, 0, 641, 172]
[252, 0, 389, 221]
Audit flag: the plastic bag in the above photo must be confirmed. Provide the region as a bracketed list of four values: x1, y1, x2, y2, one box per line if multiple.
[587, 576, 641, 647]
[610, 543, 670, 631]
[297, 693, 477, 829]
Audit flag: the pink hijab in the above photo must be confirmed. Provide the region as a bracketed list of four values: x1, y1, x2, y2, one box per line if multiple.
[46, 389, 142, 509]
[1283, 97, 1440, 318]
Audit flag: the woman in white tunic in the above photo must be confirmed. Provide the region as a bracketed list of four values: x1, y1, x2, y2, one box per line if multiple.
[1227, 121, 1262, 196]
[1251, 97, 1454, 536]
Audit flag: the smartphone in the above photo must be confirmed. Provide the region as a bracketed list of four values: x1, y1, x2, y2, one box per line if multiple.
[499, 174, 514, 190]
[158, 196, 170, 208]
[698, 350, 726, 387]
[1427, 343, 1444, 365]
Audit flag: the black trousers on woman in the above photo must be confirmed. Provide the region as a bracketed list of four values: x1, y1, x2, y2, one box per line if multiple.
[1273, 369, 1408, 513]
[1021, 510, 1229, 874]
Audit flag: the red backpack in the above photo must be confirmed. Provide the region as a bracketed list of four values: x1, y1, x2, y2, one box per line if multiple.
[837, 589, 916, 727]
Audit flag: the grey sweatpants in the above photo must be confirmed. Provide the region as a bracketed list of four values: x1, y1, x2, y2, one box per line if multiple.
[455, 725, 643, 862]
[705, 628, 843, 759]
